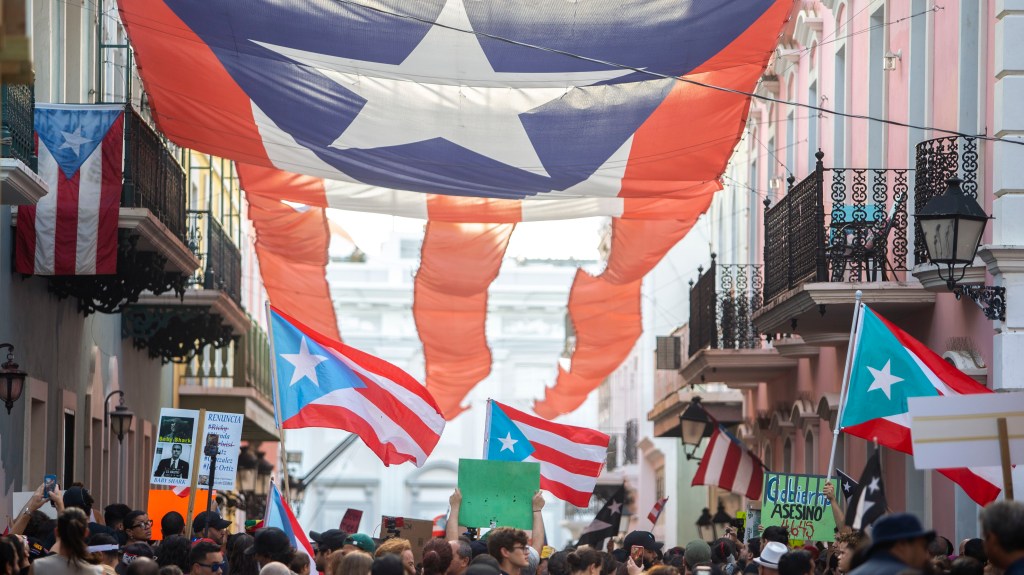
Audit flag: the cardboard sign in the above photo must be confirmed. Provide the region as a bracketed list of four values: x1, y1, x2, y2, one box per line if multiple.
[760, 472, 836, 542]
[146, 488, 210, 541]
[909, 393, 1024, 469]
[197, 411, 245, 491]
[151, 408, 200, 487]
[341, 509, 364, 534]
[457, 459, 539, 530]
[380, 517, 434, 562]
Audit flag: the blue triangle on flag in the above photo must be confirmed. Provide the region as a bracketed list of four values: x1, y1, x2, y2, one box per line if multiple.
[34, 105, 124, 179]
[486, 402, 535, 461]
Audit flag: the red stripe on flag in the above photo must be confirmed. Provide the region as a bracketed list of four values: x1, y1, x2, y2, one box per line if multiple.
[96, 114, 124, 274]
[283, 403, 418, 467]
[352, 373, 441, 456]
[529, 443, 605, 477]
[53, 171, 80, 275]
[539, 476, 593, 508]
[690, 432, 716, 486]
[15, 206, 37, 274]
[717, 438, 743, 492]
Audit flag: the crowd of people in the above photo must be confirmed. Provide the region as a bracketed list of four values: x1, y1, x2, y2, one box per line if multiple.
[3, 481, 1024, 575]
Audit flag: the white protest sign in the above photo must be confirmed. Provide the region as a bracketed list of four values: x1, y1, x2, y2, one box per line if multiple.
[197, 411, 245, 491]
[151, 408, 200, 487]
[908, 392, 1024, 469]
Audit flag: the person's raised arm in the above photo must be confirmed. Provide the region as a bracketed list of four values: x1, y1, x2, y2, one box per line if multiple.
[823, 481, 846, 529]
[446, 488, 462, 542]
[530, 491, 546, 552]
[11, 484, 45, 535]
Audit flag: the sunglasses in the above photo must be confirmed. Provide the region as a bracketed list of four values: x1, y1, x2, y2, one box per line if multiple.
[131, 520, 154, 529]
[196, 562, 227, 573]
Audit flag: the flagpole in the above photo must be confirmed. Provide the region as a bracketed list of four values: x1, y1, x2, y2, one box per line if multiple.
[482, 399, 493, 458]
[265, 301, 292, 505]
[827, 290, 863, 481]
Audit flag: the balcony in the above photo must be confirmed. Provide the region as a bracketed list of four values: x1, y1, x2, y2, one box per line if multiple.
[910, 136, 988, 290]
[123, 210, 248, 362]
[753, 152, 933, 338]
[0, 84, 46, 205]
[176, 319, 280, 441]
[648, 258, 780, 438]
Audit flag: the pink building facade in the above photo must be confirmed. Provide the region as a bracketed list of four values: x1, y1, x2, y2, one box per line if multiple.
[650, 0, 1023, 541]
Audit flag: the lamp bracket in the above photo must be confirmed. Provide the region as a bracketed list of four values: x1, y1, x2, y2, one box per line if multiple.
[952, 284, 1007, 322]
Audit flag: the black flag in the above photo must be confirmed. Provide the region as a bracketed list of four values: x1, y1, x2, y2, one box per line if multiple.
[577, 484, 626, 548]
[845, 451, 886, 530]
[835, 468, 859, 504]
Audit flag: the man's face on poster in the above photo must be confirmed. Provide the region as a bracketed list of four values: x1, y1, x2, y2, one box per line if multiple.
[172, 444, 182, 459]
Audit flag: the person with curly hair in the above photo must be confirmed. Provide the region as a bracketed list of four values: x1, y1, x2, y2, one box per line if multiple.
[375, 540, 413, 575]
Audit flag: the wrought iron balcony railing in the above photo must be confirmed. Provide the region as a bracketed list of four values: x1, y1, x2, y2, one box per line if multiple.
[1, 84, 36, 170]
[123, 105, 186, 241]
[913, 136, 978, 265]
[186, 210, 243, 304]
[688, 255, 765, 357]
[762, 152, 910, 302]
[182, 317, 272, 402]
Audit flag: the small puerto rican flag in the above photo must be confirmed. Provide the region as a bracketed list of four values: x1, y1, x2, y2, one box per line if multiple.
[647, 496, 668, 525]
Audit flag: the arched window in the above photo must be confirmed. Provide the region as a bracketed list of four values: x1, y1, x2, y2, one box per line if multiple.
[804, 430, 815, 474]
[783, 438, 792, 473]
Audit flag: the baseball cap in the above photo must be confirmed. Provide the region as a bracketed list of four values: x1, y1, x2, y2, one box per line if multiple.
[26, 537, 50, 560]
[246, 528, 292, 557]
[344, 533, 377, 554]
[193, 511, 232, 532]
[624, 531, 663, 552]
[310, 529, 348, 552]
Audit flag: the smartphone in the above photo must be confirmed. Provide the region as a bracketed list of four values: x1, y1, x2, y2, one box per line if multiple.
[630, 545, 644, 564]
[696, 567, 712, 575]
[43, 474, 57, 505]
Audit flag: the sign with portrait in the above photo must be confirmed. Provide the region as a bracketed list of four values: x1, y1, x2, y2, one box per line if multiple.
[151, 408, 199, 487]
[196, 411, 245, 491]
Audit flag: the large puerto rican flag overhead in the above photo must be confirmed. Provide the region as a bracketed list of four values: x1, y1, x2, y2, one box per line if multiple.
[119, 0, 791, 419]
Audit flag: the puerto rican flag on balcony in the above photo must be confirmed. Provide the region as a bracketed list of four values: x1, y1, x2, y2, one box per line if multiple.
[118, 0, 789, 220]
[16, 105, 124, 275]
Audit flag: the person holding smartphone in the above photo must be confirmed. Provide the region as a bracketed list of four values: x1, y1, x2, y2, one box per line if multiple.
[623, 532, 663, 572]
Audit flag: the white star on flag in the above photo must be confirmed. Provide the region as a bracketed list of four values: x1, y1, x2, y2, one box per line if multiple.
[498, 432, 518, 452]
[59, 126, 92, 156]
[867, 476, 881, 494]
[255, 0, 631, 177]
[281, 337, 329, 387]
[608, 500, 622, 514]
[866, 360, 904, 400]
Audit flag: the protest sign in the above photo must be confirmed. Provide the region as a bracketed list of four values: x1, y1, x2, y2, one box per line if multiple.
[760, 472, 836, 542]
[196, 411, 245, 491]
[457, 459, 539, 530]
[341, 509, 363, 534]
[146, 488, 209, 541]
[151, 408, 199, 487]
[381, 517, 434, 562]
[909, 393, 1024, 469]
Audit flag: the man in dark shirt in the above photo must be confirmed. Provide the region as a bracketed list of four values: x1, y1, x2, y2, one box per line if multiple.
[848, 514, 933, 575]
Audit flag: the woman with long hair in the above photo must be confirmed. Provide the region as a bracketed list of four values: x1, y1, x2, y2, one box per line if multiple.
[334, 552, 373, 575]
[29, 509, 101, 575]
[566, 549, 602, 575]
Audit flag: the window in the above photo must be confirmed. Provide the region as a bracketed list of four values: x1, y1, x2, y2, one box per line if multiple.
[63, 410, 75, 488]
[834, 46, 846, 166]
[783, 438, 792, 473]
[763, 444, 773, 471]
[808, 81, 818, 170]
[655, 466, 666, 501]
[804, 431, 815, 474]
[868, 6, 885, 167]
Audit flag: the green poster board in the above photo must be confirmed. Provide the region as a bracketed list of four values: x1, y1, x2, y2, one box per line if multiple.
[760, 472, 836, 542]
[458, 459, 540, 530]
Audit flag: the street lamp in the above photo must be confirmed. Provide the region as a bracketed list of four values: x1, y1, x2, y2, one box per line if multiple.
[104, 390, 134, 444]
[0, 344, 27, 414]
[255, 451, 273, 497]
[237, 445, 258, 494]
[288, 477, 306, 513]
[696, 507, 714, 542]
[917, 177, 1005, 320]
[679, 397, 713, 461]
[712, 502, 732, 538]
